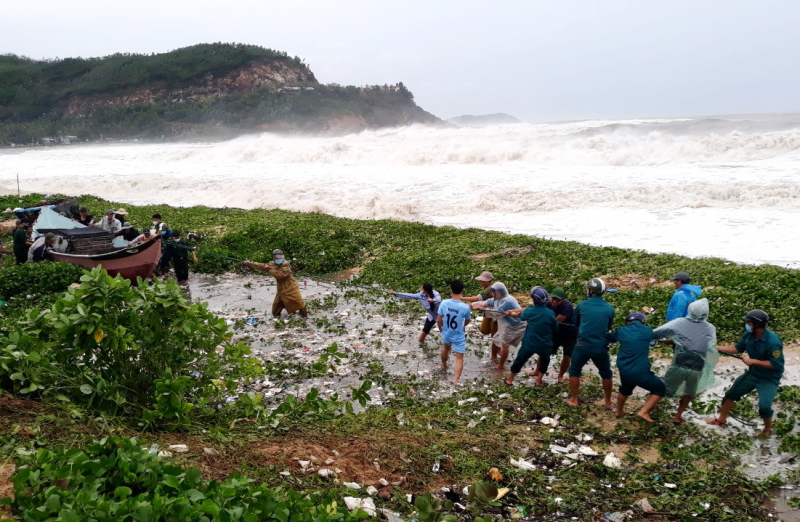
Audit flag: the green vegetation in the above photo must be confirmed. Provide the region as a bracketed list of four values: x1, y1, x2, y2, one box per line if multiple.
[0, 262, 84, 301]
[1, 195, 797, 520]
[0, 43, 435, 144]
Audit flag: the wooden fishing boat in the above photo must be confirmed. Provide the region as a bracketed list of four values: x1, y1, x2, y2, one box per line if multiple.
[46, 228, 162, 281]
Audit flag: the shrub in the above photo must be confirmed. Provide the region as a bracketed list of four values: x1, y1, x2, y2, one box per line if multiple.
[0, 262, 85, 300]
[3, 436, 369, 521]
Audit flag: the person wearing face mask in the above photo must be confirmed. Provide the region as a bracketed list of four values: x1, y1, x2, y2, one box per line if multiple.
[707, 310, 784, 437]
[165, 230, 198, 285]
[471, 282, 527, 370]
[387, 283, 442, 343]
[243, 249, 308, 318]
[652, 298, 719, 424]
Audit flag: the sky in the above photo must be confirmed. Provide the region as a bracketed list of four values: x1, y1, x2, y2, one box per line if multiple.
[2, 0, 799, 122]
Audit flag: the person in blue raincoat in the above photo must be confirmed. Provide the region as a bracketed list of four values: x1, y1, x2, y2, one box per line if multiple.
[666, 272, 702, 322]
[388, 283, 442, 343]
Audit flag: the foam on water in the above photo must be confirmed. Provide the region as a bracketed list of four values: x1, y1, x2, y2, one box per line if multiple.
[2, 114, 800, 267]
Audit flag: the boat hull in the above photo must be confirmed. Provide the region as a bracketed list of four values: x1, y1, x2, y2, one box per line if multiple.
[50, 238, 162, 281]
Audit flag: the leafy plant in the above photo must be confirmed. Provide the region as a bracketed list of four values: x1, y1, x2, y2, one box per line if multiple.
[0, 262, 85, 300]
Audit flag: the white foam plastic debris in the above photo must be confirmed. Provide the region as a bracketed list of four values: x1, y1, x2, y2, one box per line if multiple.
[168, 444, 189, 453]
[203, 447, 219, 456]
[540, 416, 554, 425]
[577, 433, 593, 442]
[603, 453, 622, 469]
[555, 497, 563, 505]
[510, 458, 537, 471]
[578, 446, 598, 456]
[343, 482, 362, 490]
[379, 509, 405, 522]
[467, 420, 479, 428]
[664, 483, 677, 489]
[498, 393, 511, 399]
[298, 460, 312, 469]
[318, 468, 335, 478]
[366, 486, 379, 496]
[325, 458, 335, 465]
[550, 445, 570, 454]
[565, 453, 579, 460]
[157, 450, 173, 458]
[635, 498, 654, 513]
[379, 478, 389, 486]
[343, 497, 376, 517]
[279, 471, 291, 476]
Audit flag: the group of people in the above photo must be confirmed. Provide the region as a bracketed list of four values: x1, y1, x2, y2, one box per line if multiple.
[390, 270, 785, 436]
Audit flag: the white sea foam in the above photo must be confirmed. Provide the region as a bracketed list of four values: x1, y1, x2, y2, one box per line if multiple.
[2, 114, 800, 267]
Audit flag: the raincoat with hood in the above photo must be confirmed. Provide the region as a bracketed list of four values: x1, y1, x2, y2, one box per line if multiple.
[245, 260, 307, 316]
[653, 298, 719, 397]
[666, 283, 703, 322]
[482, 282, 527, 347]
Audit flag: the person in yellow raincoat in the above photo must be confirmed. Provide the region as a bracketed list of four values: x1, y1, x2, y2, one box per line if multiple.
[244, 249, 308, 317]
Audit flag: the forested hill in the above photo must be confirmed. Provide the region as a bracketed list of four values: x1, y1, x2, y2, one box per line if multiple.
[0, 43, 441, 144]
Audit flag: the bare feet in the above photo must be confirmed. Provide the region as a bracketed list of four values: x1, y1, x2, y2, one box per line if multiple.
[636, 411, 655, 424]
[495, 363, 505, 371]
[616, 411, 626, 418]
[557, 376, 566, 384]
[604, 401, 614, 410]
[670, 416, 684, 425]
[706, 418, 727, 426]
[758, 429, 772, 438]
[534, 378, 544, 387]
[566, 398, 580, 407]
[529, 369, 540, 377]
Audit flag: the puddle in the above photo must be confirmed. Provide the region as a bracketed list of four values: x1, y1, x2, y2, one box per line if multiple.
[766, 486, 800, 522]
[186, 273, 545, 405]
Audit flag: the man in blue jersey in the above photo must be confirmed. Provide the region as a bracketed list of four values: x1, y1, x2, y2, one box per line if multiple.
[666, 272, 702, 322]
[437, 279, 472, 386]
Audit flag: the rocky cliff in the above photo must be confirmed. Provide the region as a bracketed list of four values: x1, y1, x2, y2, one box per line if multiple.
[0, 43, 441, 144]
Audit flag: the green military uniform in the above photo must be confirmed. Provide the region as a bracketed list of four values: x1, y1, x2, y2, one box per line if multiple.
[509, 304, 559, 374]
[608, 322, 665, 397]
[724, 329, 784, 418]
[12, 228, 28, 264]
[569, 295, 615, 379]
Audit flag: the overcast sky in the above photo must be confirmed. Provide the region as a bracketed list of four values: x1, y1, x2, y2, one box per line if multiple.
[2, 1, 799, 122]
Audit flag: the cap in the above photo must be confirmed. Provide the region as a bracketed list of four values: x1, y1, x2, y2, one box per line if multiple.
[172, 230, 181, 237]
[122, 222, 132, 228]
[15, 219, 22, 225]
[44, 232, 55, 240]
[626, 312, 647, 324]
[550, 287, 567, 300]
[474, 271, 494, 282]
[114, 208, 128, 215]
[152, 213, 162, 220]
[272, 249, 284, 257]
[79, 207, 88, 213]
[106, 209, 115, 215]
[671, 271, 690, 283]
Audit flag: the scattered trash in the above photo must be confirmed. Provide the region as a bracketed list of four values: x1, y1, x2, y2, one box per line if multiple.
[157, 450, 173, 458]
[298, 460, 312, 470]
[318, 468, 335, 478]
[509, 506, 528, 519]
[432, 460, 441, 473]
[487, 467, 503, 481]
[247, 317, 257, 325]
[379, 478, 389, 486]
[279, 471, 291, 476]
[467, 419, 479, 429]
[540, 416, 558, 427]
[510, 458, 536, 471]
[603, 453, 622, 469]
[168, 444, 189, 453]
[495, 487, 510, 500]
[578, 446, 598, 456]
[343, 497, 376, 517]
[378, 508, 404, 522]
[550, 444, 569, 454]
[202, 447, 219, 456]
[664, 483, 677, 489]
[779, 453, 797, 464]
[635, 498, 654, 512]
[366, 485, 379, 496]
[343, 482, 362, 490]
[554, 497, 563, 505]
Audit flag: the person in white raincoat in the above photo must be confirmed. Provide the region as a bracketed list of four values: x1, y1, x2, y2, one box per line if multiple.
[472, 282, 527, 370]
[652, 298, 719, 424]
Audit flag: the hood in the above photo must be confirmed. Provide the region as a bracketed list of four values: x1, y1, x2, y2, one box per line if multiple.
[678, 284, 703, 297]
[687, 298, 709, 322]
[490, 282, 508, 299]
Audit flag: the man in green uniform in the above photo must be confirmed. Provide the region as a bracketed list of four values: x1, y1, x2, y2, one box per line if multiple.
[504, 286, 559, 386]
[567, 278, 616, 408]
[12, 220, 29, 265]
[608, 312, 665, 423]
[707, 310, 784, 437]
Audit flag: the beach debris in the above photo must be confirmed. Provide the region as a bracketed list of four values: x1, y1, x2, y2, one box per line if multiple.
[495, 488, 511, 500]
[540, 416, 558, 427]
[298, 460, 312, 470]
[168, 444, 189, 453]
[603, 453, 622, 469]
[343, 497, 376, 517]
[779, 453, 797, 464]
[279, 471, 291, 476]
[157, 450, 173, 458]
[508, 506, 527, 519]
[635, 498, 654, 513]
[317, 468, 335, 478]
[664, 483, 677, 489]
[510, 458, 536, 471]
[379, 478, 389, 486]
[202, 447, 219, 456]
[487, 467, 503, 481]
[550, 444, 570, 454]
[432, 460, 440, 473]
[578, 445, 598, 456]
[378, 509, 404, 522]
[366, 485, 379, 496]
[576, 433, 593, 442]
[458, 397, 479, 406]
[467, 419, 479, 429]
[343, 482, 362, 490]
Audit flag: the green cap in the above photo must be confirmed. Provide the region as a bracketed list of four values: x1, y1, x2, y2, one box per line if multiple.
[550, 287, 567, 300]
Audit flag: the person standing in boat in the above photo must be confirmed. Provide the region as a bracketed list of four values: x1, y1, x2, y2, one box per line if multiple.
[95, 210, 122, 234]
[243, 249, 308, 318]
[76, 207, 94, 226]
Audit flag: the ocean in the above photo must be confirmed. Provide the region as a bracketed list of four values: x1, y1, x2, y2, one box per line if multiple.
[2, 113, 799, 267]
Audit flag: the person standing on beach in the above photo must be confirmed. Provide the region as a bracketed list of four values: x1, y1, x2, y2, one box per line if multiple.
[167, 230, 198, 285]
[471, 282, 527, 370]
[12, 220, 29, 265]
[707, 310, 783, 437]
[534, 286, 577, 384]
[387, 283, 442, 343]
[244, 249, 308, 318]
[463, 272, 501, 361]
[504, 286, 558, 387]
[652, 298, 718, 424]
[666, 271, 702, 322]
[608, 312, 665, 423]
[437, 280, 472, 385]
[567, 278, 616, 408]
